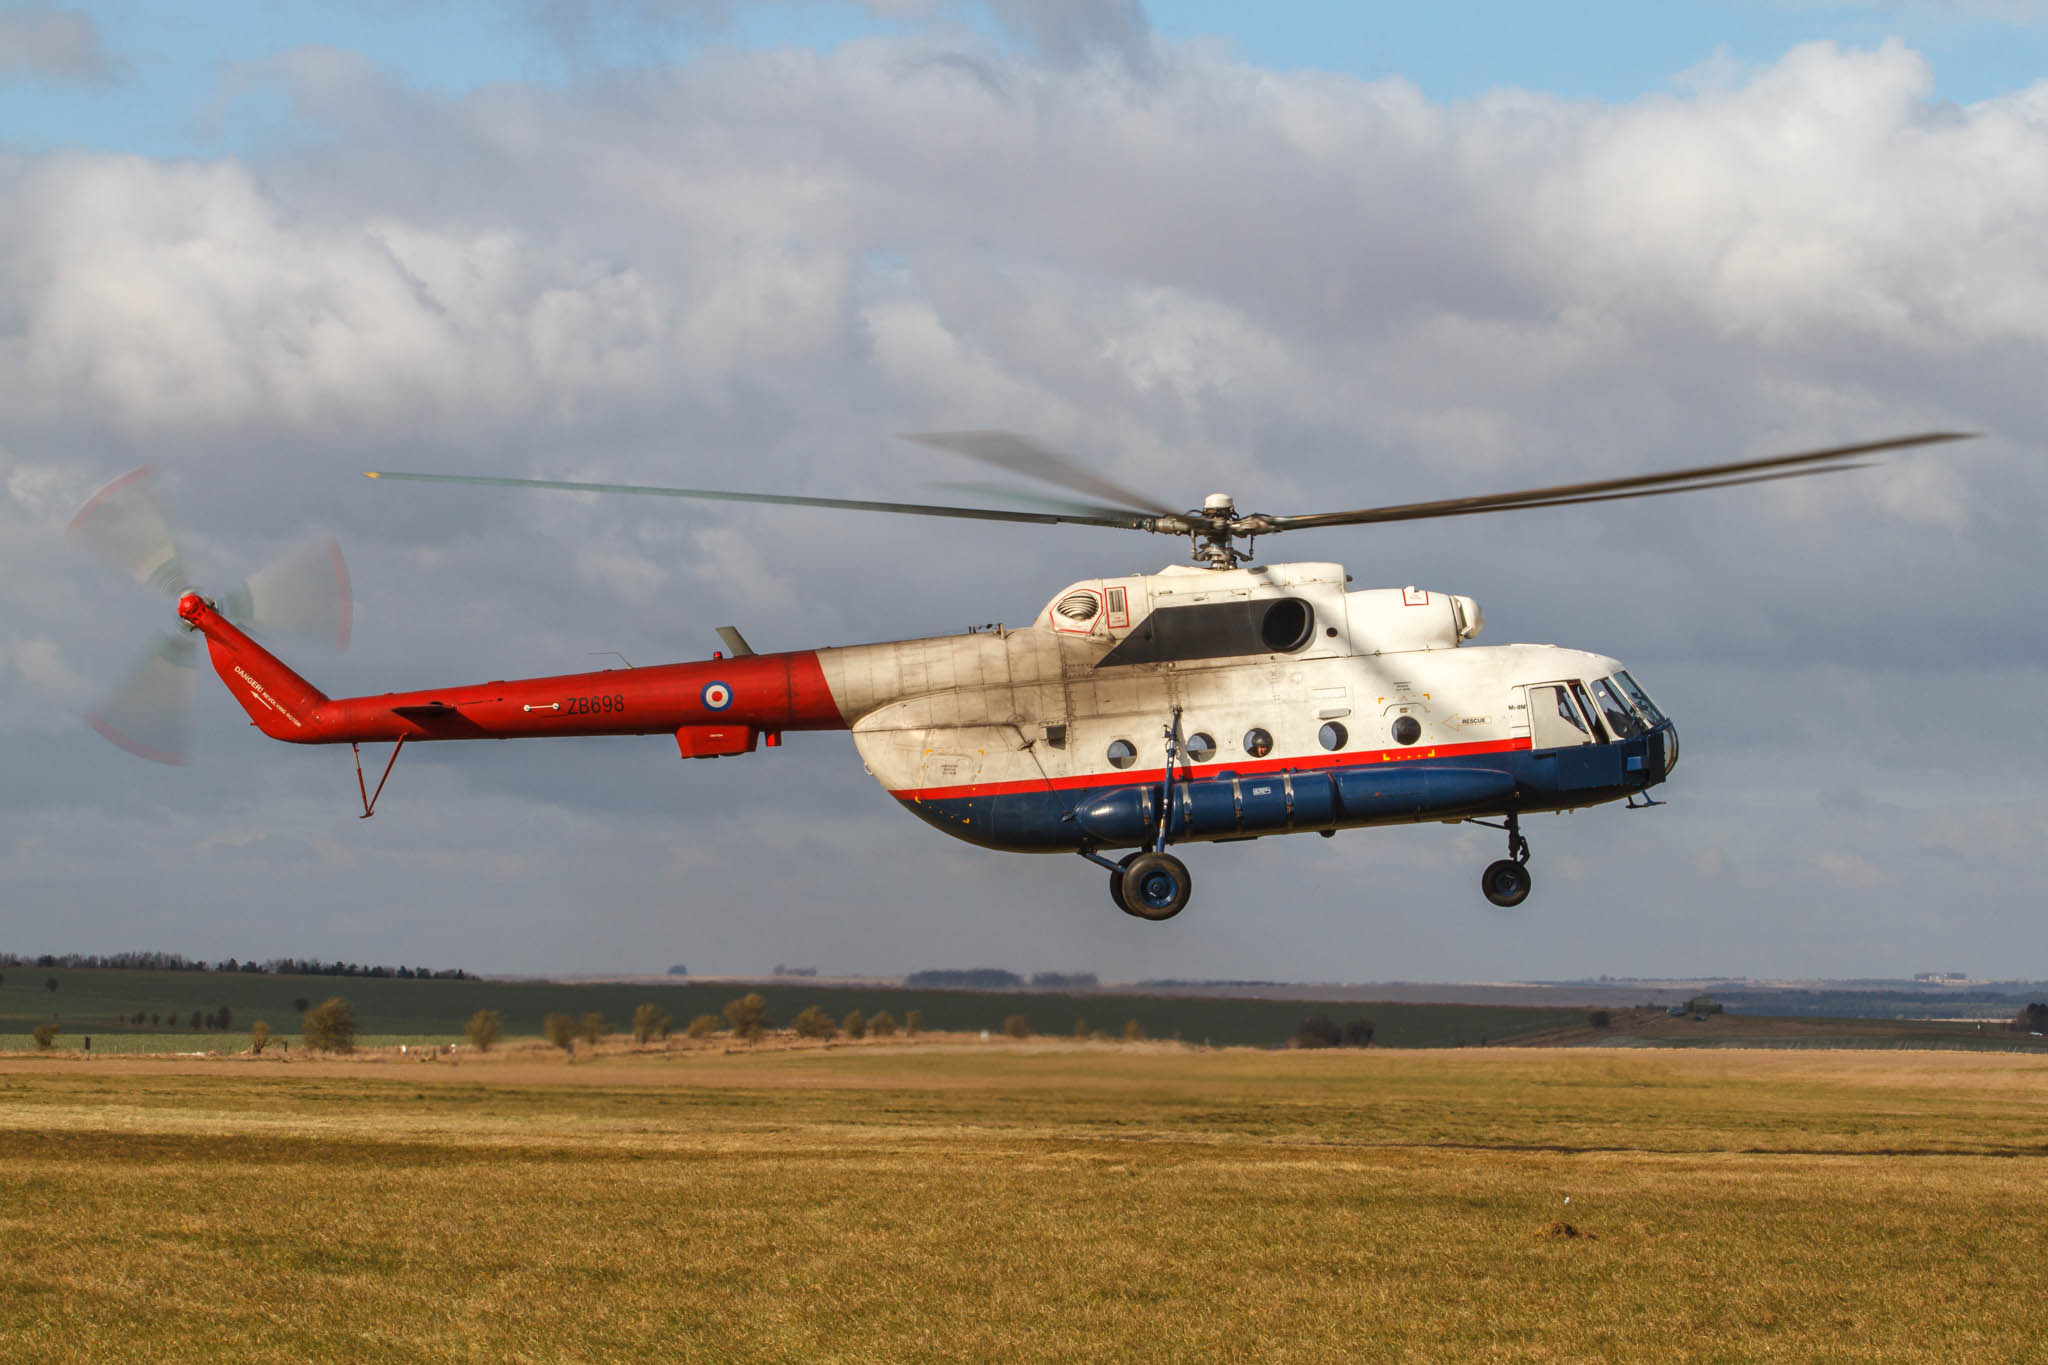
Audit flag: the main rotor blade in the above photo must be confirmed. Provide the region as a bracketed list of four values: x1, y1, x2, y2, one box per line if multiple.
[363, 471, 1156, 530]
[1262, 432, 1973, 532]
[933, 480, 1157, 520]
[67, 465, 189, 595]
[901, 430, 1174, 518]
[1296, 462, 1874, 527]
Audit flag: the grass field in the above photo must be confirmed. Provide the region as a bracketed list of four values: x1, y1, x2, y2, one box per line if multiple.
[2, 1044, 2044, 1362]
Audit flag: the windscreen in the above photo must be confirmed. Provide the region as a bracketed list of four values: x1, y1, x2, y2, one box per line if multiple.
[1610, 670, 1666, 726]
[1589, 677, 1645, 739]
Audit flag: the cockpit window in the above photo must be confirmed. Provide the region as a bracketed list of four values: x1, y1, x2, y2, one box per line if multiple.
[1553, 686, 1589, 736]
[1611, 670, 1665, 726]
[1590, 677, 1644, 738]
[1569, 681, 1608, 743]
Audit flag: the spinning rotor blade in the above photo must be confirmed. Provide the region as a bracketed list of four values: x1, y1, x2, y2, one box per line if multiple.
[218, 536, 353, 649]
[362, 470, 1157, 530]
[901, 430, 1173, 517]
[1260, 432, 1973, 532]
[67, 465, 188, 594]
[89, 632, 196, 766]
[933, 480, 1159, 520]
[70, 468, 351, 765]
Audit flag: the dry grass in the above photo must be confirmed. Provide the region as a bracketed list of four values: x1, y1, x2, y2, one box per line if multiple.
[1, 1046, 2045, 1362]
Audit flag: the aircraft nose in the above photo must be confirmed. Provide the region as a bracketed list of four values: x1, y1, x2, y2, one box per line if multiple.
[1662, 723, 1680, 777]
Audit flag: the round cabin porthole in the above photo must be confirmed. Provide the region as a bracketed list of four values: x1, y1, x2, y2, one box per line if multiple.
[1185, 732, 1217, 762]
[1106, 738, 1138, 769]
[1319, 721, 1348, 751]
[1243, 727, 1274, 759]
[1258, 598, 1314, 653]
[1391, 715, 1421, 746]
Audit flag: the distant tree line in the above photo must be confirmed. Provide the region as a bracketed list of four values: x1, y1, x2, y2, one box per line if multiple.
[1294, 1015, 1375, 1048]
[904, 969, 1022, 989]
[0, 951, 471, 979]
[2011, 1003, 2048, 1033]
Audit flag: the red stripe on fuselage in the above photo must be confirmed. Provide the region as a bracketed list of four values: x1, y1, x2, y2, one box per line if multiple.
[888, 735, 1533, 801]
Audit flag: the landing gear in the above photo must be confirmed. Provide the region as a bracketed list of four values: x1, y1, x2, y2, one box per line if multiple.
[1479, 812, 1533, 908]
[1085, 708, 1196, 922]
[1118, 851, 1193, 921]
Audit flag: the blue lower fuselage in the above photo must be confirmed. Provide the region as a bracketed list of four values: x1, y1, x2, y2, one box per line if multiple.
[895, 723, 1678, 853]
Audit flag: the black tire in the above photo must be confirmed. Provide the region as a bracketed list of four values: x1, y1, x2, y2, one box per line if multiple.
[1481, 858, 1532, 908]
[1108, 852, 1142, 915]
[1119, 852, 1192, 921]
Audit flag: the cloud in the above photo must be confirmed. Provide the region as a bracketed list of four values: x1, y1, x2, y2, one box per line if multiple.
[5, 34, 2047, 977]
[0, 6, 111, 85]
[983, 0, 1152, 68]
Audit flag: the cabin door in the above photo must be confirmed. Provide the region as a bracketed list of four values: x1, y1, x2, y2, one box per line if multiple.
[1525, 682, 1622, 789]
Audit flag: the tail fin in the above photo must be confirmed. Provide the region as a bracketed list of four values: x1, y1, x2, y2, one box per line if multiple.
[177, 592, 331, 741]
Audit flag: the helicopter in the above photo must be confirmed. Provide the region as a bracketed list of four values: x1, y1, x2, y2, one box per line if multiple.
[72, 429, 1968, 921]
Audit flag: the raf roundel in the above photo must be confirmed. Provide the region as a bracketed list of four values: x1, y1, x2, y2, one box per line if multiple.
[701, 681, 733, 711]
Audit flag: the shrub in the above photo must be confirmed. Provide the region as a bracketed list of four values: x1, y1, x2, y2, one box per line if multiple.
[543, 1012, 577, 1052]
[841, 1009, 866, 1039]
[1295, 1015, 1341, 1049]
[465, 1009, 503, 1052]
[45, 977, 57, 993]
[292, 997, 310, 1014]
[868, 1010, 897, 1038]
[1002, 1014, 1031, 1039]
[1343, 1019, 1375, 1047]
[1588, 1009, 1614, 1030]
[33, 1022, 59, 1050]
[632, 1003, 671, 1044]
[1123, 1018, 1146, 1042]
[249, 1020, 271, 1054]
[1073, 1018, 1090, 1039]
[903, 1009, 923, 1037]
[218, 1006, 233, 1032]
[579, 1012, 611, 1045]
[301, 998, 356, 1054]
[723, 993, 768, 1041]
[685, 1013, 720, 1039]
[189, 1009, 203, 1029]
[2010, 1002, 2048, 1033]
[792, 1005, 836, 1039]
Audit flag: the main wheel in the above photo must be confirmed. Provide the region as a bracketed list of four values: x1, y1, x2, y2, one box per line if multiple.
[1481, 858, 1532, 908]
[1108, 852, 1143, 915]
[1118, 851, 1192, 921]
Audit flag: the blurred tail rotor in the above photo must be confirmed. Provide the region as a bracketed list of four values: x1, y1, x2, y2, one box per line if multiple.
[68, 467, 351, 764]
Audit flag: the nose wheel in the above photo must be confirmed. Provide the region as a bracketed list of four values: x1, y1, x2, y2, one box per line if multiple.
[1479, 813, 1533, 908]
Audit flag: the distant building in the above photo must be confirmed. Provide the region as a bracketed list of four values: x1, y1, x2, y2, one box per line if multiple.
[1913, 972, 1972, 983]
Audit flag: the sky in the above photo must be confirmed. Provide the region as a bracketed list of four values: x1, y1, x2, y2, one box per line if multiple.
[4, 1, 2047, 982]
